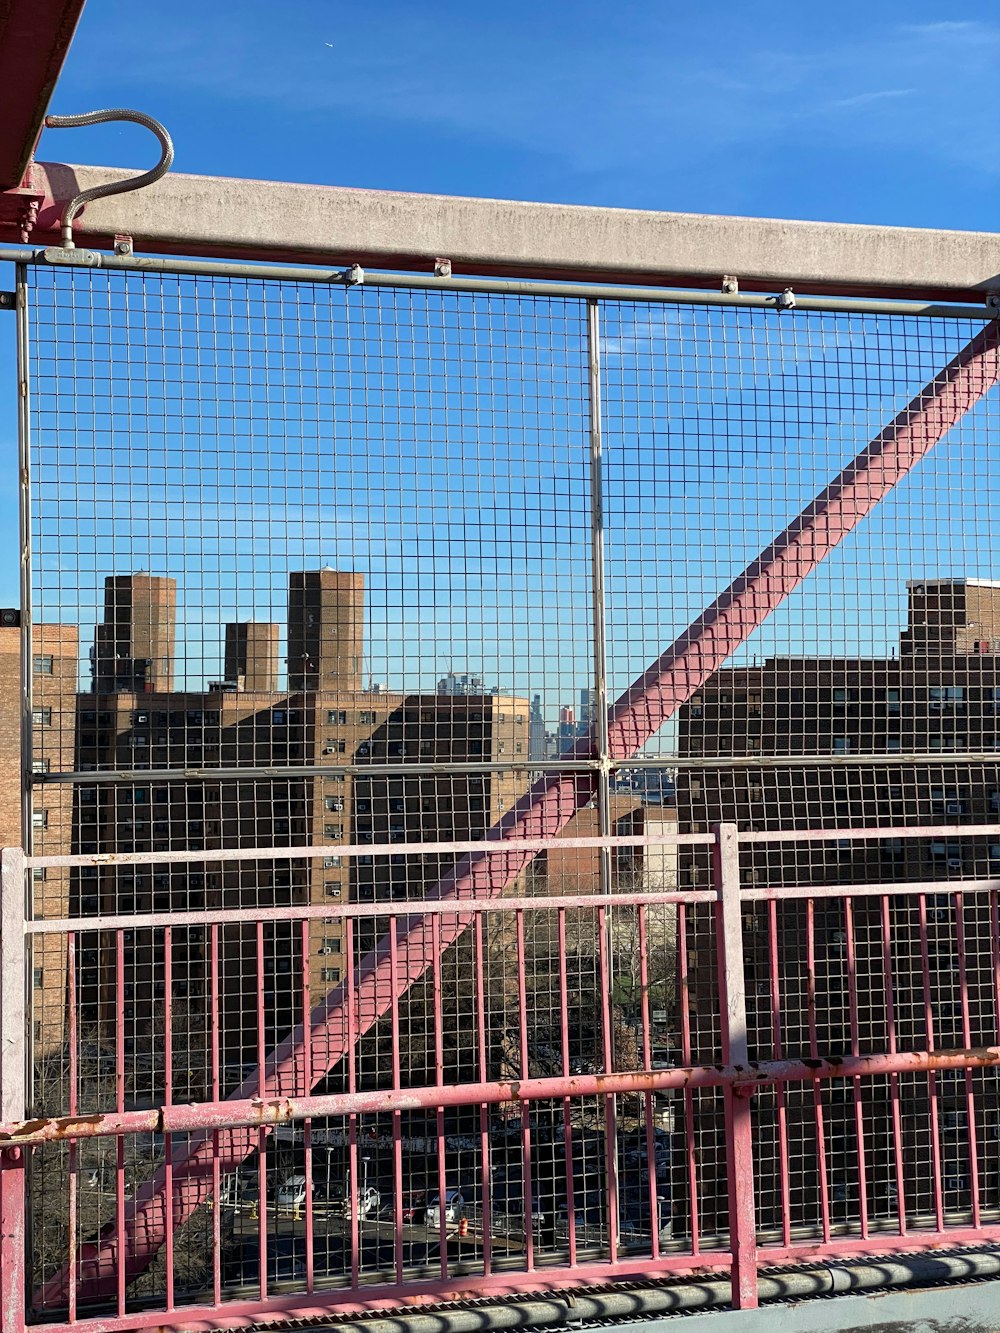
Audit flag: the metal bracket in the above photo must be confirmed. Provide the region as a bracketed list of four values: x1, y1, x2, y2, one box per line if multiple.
[344, 263, 365, 286]
[113, 234, 134, 256]
[434, 258, 453, 278]
[771, 287, 796, 311]
[721, 274, 739, 295]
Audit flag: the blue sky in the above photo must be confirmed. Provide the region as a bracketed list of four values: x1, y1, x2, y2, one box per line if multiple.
[2, 1, 999, 724]
[34, 3, 1000, 227]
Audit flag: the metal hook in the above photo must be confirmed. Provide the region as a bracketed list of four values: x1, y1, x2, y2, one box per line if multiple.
[42, 108, 175, 249]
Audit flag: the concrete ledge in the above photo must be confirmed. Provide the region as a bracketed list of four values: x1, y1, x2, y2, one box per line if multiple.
[5, 161, 1000, 301]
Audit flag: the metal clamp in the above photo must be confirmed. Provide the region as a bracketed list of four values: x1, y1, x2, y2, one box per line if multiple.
[771, 287, 796, 311]
[42, 108, 175, 249]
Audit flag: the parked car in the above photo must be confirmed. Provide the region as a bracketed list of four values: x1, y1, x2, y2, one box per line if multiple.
[425, 1188, 465, 1228]
[276, 1173, 346, 1210]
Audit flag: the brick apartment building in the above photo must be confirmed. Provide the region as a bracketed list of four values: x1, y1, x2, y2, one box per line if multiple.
[21, 569, 530, 1087]
[675, 579, 1000, 1236]
[0, 624, 79, 1054]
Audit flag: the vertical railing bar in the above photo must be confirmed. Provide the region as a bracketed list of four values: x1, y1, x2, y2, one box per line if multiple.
[953, 893, 980, 1227]
[806, 898, 831, 1244]
[209, 923, 221, 1308]
[879, 895, 906, 1237]
[677, 901, 699, 1255]
[0, 847, 28, 1333]
[638, 904, 660, 1261]
[473, 913, 492, 1277]
[345, 915, 359, 1291]
[67, 932, 77, 1324]
[844, 897, 868, 1239]
[255, 920, 267, 1303]
[301, 917, 314, 1295]
[115, 930, 126, 1317]
[432, 915, 447, 1279]
[597, 902, 619, 1266]
[714, 824, 757, 1310]
[388, 917, 403, 1284]
[163, 927, 174, 1310]
[767, 898, 791, 1246]
[557, 907, 577, 1267]
[918, 894, 944, 1232]
[515, 911, 534, 1272]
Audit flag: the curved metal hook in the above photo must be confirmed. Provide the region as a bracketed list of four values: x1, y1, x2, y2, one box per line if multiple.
[43, 109, 175, 249]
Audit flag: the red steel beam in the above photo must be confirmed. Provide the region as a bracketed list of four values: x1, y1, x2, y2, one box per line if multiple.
[0, 2, 86, 189]
[42, 317, 1000, 1308]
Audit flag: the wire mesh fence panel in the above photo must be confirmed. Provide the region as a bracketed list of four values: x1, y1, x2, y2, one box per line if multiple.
[9, 256, 1000, 1327]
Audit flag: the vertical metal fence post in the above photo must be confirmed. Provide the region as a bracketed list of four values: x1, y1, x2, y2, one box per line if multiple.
[586, 298, 620, 1256]
[0, 845, 28, 1333]
[714, 822, 758, 1309]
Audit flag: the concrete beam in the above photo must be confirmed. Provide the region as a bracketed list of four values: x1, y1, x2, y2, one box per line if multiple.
[4, 161, 1000, 302]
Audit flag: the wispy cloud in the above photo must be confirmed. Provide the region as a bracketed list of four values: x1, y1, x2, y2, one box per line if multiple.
[826, 88, 915, 111]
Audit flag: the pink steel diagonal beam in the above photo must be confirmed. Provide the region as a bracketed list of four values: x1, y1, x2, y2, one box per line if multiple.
[46, 317, 1000, 1308]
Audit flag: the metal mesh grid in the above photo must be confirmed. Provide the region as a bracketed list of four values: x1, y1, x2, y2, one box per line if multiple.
[9, 259, 1000, 1325]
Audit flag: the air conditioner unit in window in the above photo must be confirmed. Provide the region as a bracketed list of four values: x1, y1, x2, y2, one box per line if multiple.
[946, 802, 963, 815]
[947, 858, 962, 871]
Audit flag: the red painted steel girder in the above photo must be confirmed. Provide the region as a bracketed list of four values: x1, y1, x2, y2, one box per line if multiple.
[42, 317, 1000, 1308]
[0, 2, 86, 190]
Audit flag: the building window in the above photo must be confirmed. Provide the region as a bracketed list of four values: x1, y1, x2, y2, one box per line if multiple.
[319, 967, 341, 983]
[272, 709, 287, 725]
[929, 735, 967, 751]
[833, 737, 852, 754]
[832, 688, 853, 709]
[324, 883, 342, 896]
[881, 838, 904, 860]
[885, 688, 901, 714]
[323, 824, 342, 839]
[31, 758, 50, 773]
[326, 710, 348, 725]
[32, 809, 48, 830]
[325, 772, 345, 784]
[689, 695, 704, 718]
[325, 796, 344, 812]
[359, 711, 377, 725]
[31, 707, 53, 726]
[320, 936, 342, 954]
[885, 737, 901, 752]
[989, 845, 1000, 866]
[929, 686, 966, 712]
[32, 866, 46, 881]
[323, 851, 342, 865]
[33, 968, 43, 990]
[33, 655, 54, 674]
[323, 738, 347, 754]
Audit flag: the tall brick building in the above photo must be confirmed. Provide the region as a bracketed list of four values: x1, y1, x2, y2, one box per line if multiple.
[0, 625, 80, 1055]
[675, 579, 1000, 1236]
[66, 569, 529, 1086]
